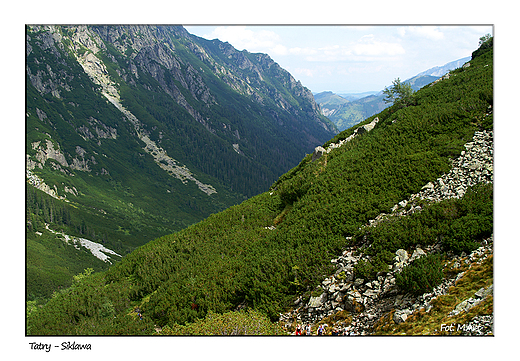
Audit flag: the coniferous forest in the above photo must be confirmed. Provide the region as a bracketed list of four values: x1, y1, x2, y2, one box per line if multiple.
[25, 25, 337, 303]
[26, 36, 493, 335]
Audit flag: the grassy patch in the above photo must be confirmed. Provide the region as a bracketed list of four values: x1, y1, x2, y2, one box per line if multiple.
[374, 255, 493, 335]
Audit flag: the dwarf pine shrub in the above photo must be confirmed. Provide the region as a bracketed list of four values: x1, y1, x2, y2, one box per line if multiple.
[395, 254, 444, 296]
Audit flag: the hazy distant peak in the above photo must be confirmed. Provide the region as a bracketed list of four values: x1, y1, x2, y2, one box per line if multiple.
[417, 56, 471, 77]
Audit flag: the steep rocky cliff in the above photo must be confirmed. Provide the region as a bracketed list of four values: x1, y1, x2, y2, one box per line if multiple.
[26, 25, 337, 299]
[26, 24, 336, 248]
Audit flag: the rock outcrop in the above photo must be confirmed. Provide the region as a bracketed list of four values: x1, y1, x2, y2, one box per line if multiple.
[312, 117, 380, 162]
[280, 240, 493, 335]
[26, 169, 67, 201]
[372, 128, 493, 227]
[280, 128, 494, 335]
[448, 284, 493, 317]
[28, 139, 69, 170]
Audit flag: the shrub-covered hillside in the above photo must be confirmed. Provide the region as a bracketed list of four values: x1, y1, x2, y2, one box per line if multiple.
[25, 25, 338, 301]
[27, 38, 493, 335]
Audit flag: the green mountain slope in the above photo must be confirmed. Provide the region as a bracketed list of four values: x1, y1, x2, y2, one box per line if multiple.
[313, 91, 350, 116]
[25, 25, 337, 300]
[27, 37, 493, 336]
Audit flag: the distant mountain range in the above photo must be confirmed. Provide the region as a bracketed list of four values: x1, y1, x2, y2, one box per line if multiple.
[416, 57, 471, 77]
[315, 57, 471, 131]
[336, 91, 379, 101]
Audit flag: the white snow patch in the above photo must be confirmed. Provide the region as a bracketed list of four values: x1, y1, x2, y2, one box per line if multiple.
[45, 224, 122, 263]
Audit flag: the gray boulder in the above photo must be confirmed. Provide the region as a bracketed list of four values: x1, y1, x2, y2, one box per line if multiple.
[308, 293, 327, 308]
[409, 248, 426, 262]
[393, 308, 412, 324]
[395, 249, 409, 262]
[312, 146, 326, 162]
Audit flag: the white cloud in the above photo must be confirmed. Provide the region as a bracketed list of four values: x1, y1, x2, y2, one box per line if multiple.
[352, 34, 405, 57]
[291, 67, 315, 77]
[288, 47, 318, 56]
[303, 45, 352, 62]
[199, 27, 403, 64]
[269, 44, 289, 55]
[398, 26, 445, 41]
[204, 26, 280, 52]
[295, 35, 405, 63]
[344, 64, 383, 74]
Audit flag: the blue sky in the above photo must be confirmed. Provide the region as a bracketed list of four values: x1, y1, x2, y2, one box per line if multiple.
[185, 25, 492, 94]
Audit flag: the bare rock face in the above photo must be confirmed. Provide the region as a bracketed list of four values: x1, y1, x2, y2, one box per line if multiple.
[29, 139, 69, 169]
[311, 117, 380, 163]
[312, 146, 326, 162]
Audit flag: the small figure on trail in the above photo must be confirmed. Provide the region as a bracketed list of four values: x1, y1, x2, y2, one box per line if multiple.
[306, 324, 312, 336]
[135, 308, 143, 320]
[317, 324, 324, 335]
[295, 324, 302, 335]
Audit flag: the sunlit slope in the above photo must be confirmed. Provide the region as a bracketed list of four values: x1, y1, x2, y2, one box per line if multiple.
[27, 37, 492, 335]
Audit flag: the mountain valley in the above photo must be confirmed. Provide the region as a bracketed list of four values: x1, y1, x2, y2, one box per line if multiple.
[25, 25, 337, 299]
[26, 29, 493, 337]
[315, 56, 471, 131]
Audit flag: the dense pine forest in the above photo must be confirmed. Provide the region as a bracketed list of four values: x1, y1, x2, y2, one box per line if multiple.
[26, 36, 493, 336]
[25, 25, 338, 303]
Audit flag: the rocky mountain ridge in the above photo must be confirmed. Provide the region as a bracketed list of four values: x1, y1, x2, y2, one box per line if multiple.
[26, 24, 336, 246]
[70, 28, 218, 195]
[25, 25, 337, 300]
[417, 56, 471, 77]
[26, 25, 336, 197]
